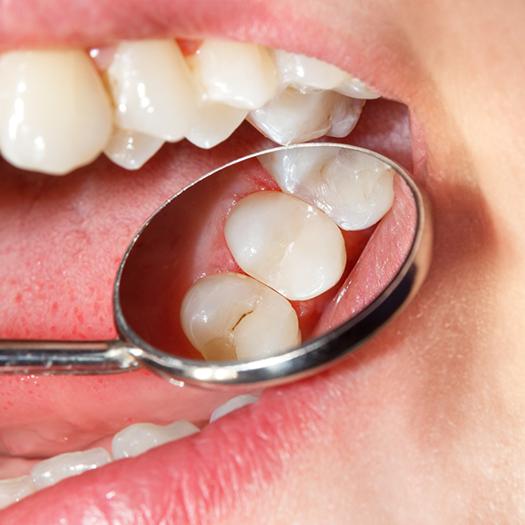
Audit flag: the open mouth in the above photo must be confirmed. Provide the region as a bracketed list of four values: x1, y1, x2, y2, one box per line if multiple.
[0, 1, 432, 522]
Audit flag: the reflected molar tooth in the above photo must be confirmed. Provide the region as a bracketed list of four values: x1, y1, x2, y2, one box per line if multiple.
[181, 272, 301, 360]
[260, 148, 395, 231]
[210, 394, 260, 423]
[273, 49, 380, 99]
[112, 420, 199, 460]
[0, 476, 35, 509]
[185, 101, 248, 149]
[30, 448, 112, 490]
[225, 192, 346, 300]
[105, 40, 198, 142]
[186, 40, 278, 109]
[247, 87, 364, 145]
[103, 128, 164, 170]
[0, 49, 112, 175]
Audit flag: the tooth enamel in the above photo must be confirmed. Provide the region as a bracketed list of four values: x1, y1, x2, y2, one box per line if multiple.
[225, 192, 346, 300]
[210, 394, 260, 423]
[260, 148, 395, 231]
[0, 49, 112, 175]
[272, 49, 380, 99]
[103, 128, 164, 170]
[105, 39, 198, 142]
[111, 420, 199, 460]
[181, 272, 301, 360]
[185, 101, 248, 149]
[30, 447, 112, 490]
[186, 40, 278, 110]
[0, 476, 35, 509]
[247, 87, 364, 145]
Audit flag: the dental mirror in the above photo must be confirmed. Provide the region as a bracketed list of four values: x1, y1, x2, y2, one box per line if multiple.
[0, 143, 432, 389]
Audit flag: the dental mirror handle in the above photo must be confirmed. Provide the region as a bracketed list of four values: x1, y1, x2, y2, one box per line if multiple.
[0, 340, 141, 374]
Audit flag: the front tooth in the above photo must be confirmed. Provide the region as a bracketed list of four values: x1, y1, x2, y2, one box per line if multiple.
[260, 147, 395, 231]
[225, 192, 346, 300]
[247, 87, 364, 145]
[181, 272, 301, 360]
[112, 420, 199, 460]
[103, 128, 164, 170]
[185, 101, 248, 149]
[105, 40, 198, 142]
[30, 448, 112, 490]
[0, 476, 35, 509]
[210, 394, 260, 423]
[0, 49, 112, 175]
[186, 40, 278, 110]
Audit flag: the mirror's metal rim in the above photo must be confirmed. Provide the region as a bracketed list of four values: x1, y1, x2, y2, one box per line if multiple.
[114, 143, 433, 389]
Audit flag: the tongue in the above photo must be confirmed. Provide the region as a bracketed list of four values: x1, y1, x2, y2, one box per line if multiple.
[0, 98, 413, 507]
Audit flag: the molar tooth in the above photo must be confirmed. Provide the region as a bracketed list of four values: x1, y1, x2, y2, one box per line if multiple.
[0, 49, 112, 175]
[273, 49, 380, 99]
[103, 128, 164, 170]
[247, 87, 364, 145]
[30, 448, 112, 490]
[0, 475, 35, 509]
[111, 420, 199, 460]
[186, 40, 278, 110]
[260, 148, 395, 231]
[105, 40, 198, 142]
[225, 192, 346, 300]
[210, 394, 260, 423]
[181, 272, 301, 360]
[185, 101, 248, 149]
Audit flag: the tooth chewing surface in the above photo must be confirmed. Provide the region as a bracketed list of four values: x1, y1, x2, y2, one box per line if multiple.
[181, 272, 301, 360]
[0, 49, 112, 175]
[225, 191, 347, 300]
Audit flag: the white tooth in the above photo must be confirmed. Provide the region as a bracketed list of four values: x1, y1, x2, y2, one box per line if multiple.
[0, 476, 35, 509]
[260, 147, 395, 231]
[185, 101, 248, 149]
[0, 49, 112, 175]
[103, 128, 164, 170]
[105, 39, 198, 142]
[210, 394, 260, 423]
[333, 77, 380, 100]
[111, 420, 199, 460]
[181, 272, 301, 360]
[30, 448, 112, 491]
[272, 49, 348, 91]
[247, 87, 364, 145]
[186, 39, 278, 109]
[225, 192, 346, 300]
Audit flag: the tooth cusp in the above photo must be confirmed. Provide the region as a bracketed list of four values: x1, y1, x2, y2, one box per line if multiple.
[260, 148, 395, 231]
[181, 272, 301, 360]
[225, 191, 347, 300]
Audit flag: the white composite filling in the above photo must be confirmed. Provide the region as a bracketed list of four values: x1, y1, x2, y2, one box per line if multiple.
[0, 39, 379, 175]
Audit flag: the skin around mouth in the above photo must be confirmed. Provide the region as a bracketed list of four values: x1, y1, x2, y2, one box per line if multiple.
[2, 0, 525, 523]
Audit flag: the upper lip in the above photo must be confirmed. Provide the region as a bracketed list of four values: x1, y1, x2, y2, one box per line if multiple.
[0, 1, 422, 522]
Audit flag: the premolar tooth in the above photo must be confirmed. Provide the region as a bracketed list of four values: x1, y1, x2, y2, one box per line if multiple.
[273, 49, 380, 99]
[186, 40, 278, 110]
[0, 476, 35, 509]
[210, 394, 260, 423]
[105, 40, 198, 142]
[225, 192, 346, 300]
[185, 101, 248, 149]
[247, 87, 364, 145]
[112, 420, 199, 460]
[181, 272, 301, 360]
[103, 128, 164, 170]
[0, 49, 112, 175]
[260, 148, 395, 231]
[30, 448, 112, 490]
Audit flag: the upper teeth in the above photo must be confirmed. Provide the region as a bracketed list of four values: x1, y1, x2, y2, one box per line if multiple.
[0, 39, 379, 175]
